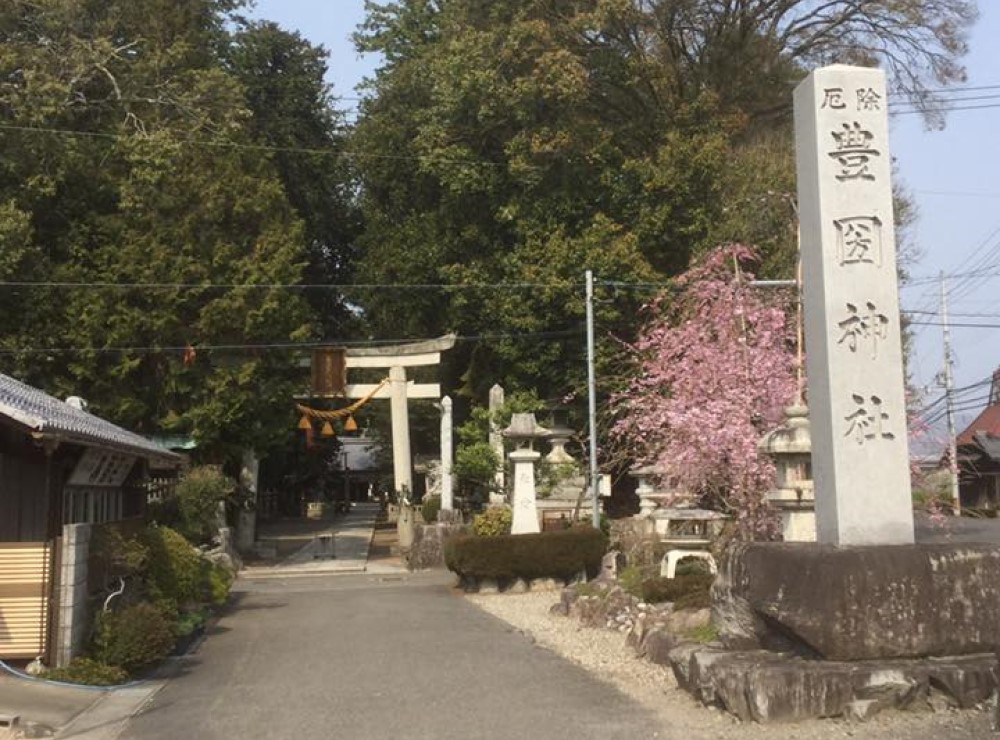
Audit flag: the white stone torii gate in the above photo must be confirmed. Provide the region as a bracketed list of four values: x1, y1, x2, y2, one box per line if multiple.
[336, 335, 456, 497]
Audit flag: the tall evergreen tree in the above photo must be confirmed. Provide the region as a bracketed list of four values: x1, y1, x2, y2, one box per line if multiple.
[225, 20, 361, 339]
[0, 0, 325, 459]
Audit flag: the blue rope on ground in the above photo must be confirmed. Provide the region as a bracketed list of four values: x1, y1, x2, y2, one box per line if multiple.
[0, 658, 146, 692]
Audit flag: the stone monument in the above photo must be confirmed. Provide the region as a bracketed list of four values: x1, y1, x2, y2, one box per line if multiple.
[503, 413, 546, 535]
[697, 65, 1000, 725]
[795, 64, 913, 545]
[439, 395, 454, 512]
[488, 384, 506, 505]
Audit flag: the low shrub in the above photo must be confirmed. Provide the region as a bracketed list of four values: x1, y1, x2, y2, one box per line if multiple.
[472, 506, 512, 536]
[141, 526, 207, 605]
[445, 526, 607, 582]
[205, 563, 233, 606]
[641, 573, 714, 610]
[674, 588, 711, 611]
[175, 608, 210, 638]
[93, 602, 176, 674]
[42, 657, 128, 686]
[421, 494, 442, 524]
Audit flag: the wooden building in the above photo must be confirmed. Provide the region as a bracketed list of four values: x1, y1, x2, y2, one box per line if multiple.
[0, 372, 178, 660]
[955, 371, 1000, 514]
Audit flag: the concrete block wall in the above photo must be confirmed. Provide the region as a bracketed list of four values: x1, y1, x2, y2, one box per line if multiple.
[54, 523, 92, 668]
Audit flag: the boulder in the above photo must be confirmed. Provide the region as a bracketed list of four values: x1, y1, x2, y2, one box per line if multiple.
[667, 607, 711, 635]
[926, 654, 999, 708]
[672, 648, 998, 723]
[598, 550, 627, 581]
[643, 629, 678, 666]
[668, 643, 704, 690]
[845, 699, 880, 722]
[714, 542, 1000, 660]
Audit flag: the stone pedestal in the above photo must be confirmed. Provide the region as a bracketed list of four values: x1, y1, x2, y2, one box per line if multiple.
[714, 542, 1000, 660]
[510, 448, 541, 535]
[397, 502, 415, 550]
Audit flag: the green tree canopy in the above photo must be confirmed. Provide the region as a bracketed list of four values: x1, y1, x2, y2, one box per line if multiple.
[349, 0, 974, 404]
[0, 0, 355, 459]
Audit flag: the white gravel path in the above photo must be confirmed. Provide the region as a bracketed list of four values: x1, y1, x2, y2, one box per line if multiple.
[467, 590, 995, 740]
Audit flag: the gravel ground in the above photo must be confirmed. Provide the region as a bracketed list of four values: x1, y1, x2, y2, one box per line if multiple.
[467, 591, 996, 740]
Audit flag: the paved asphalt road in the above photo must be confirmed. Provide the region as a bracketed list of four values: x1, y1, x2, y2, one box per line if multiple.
[119, 572, 663, 740]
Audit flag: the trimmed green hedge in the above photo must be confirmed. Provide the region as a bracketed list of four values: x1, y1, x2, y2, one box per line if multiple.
[444, 526, 607, 582]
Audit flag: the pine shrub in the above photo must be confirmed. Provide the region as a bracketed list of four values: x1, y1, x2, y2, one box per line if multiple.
[174, 466, 235, 544]
[141, 526, 207, 605]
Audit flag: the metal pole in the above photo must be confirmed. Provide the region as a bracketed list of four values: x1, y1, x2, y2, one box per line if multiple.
[940, 273, 961, 516]
[586, 270, 600, 528]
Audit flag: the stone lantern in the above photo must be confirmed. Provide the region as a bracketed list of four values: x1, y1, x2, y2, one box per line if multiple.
[630, 465, 662, 518]
[545, 423, 575, 465]
[502, 413, 549, 534]
[759, 404, 815, 542]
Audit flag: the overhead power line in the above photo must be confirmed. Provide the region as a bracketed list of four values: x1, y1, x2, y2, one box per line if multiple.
[0, 280, 575, 291]
[0, 123, 517, 169]
[891, 102, 1000, 116]
[0, 279, 674, 292]
[908, 320, 1000, 330]
[0, 328, 586, 357]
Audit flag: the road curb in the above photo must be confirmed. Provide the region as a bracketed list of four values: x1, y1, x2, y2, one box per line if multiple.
[51, 656, 191, 740]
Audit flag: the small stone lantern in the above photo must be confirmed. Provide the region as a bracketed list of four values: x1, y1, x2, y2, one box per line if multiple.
[503, 413, 549, 534]
[545, 423, 576, 465]
[630, 465, 661, 518]
[759, 404, 815, 542]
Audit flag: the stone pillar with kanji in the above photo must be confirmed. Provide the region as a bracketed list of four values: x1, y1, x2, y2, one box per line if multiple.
[795, 65, 914, 545]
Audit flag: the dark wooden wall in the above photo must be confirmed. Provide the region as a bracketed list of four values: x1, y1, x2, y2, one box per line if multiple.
[0, 422, 81, 541]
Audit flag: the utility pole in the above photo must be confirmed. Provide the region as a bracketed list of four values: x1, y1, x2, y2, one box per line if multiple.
[940, 272, 961, 516]
[585, 270, 600, 528]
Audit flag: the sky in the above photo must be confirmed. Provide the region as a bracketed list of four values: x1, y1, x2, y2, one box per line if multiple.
[248, 1, 1000, 449]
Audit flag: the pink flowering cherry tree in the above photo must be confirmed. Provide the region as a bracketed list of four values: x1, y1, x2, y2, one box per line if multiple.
[612, 243, 798, 540]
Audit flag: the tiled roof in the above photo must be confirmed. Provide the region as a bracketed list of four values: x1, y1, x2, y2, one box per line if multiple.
[972, 432, 1000, 462]
[0, 372, 179, 460]
[956, 404, 1000, 447]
